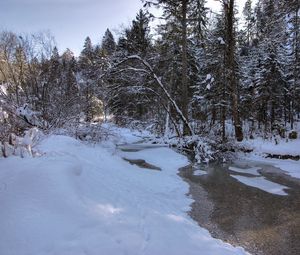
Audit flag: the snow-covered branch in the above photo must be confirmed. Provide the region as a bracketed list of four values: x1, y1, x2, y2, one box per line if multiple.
[112, 54, 194, 136]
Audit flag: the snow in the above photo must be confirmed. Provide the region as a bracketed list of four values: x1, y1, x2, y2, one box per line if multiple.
[206, 74, 212, 81]
[231, 175, 288, 196]
[102, 122, 152, 144]
[244, 137, 300, 157]
[0, 130, 248, 255]
[229, 166, 289, 195]
[241, 137, 300, 179]
[16, 104, 41, 126]
[205, 74, 214, 90]
[269, 159, 300, 179]
[244, 154, 300, 179]
[194, 169, 207, 176]
[0, 83, 8, 96]
[217, 37, 226, 45]
[229, 166, 261, 176]
[0, 107, 8, 122]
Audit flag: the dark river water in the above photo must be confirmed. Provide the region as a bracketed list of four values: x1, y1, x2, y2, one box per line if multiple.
[118, 142, 300, 255]
[179, 162, 300, 255]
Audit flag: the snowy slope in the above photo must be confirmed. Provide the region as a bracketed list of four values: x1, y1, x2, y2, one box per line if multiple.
[0, 134, 248, 255]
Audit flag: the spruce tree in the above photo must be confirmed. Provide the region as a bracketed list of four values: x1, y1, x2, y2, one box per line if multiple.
[101, 29, 116, 57]
[144, 0, 207, 135]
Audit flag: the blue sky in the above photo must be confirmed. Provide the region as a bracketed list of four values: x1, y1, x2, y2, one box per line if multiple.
[1, 0, 247, 55]
[0, 0, 143, 55]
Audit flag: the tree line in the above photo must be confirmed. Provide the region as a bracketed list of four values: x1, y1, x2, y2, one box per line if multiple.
[0, 0, 299, 145]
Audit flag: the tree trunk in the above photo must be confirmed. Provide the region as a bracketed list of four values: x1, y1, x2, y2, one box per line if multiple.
[164, 102, 170, 136]
[291, 6, 299, 129]
[225, 0, 243, 141]
[181, 0, 190, 135]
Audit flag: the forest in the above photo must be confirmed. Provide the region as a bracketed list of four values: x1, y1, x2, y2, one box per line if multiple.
[0, 0, 299, 160]
[0, 1, 300, 255]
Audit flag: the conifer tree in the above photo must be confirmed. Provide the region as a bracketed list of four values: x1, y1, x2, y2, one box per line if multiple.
[107, 10, 154, 124]
[101, 29, 116, 57]
[144, 0, 207, 135]
[243, 0, 255, 46]
[78, 37, 98, 121]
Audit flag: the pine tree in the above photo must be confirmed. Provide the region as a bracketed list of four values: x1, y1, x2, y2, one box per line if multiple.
[248, 0, 288, 134]
[79, 37, 94, 71]
[61, 48, 79, 103]
[198, 13, 229, 141]
[254, 45, 286, 132]
[107, 10, 154, 124]
[144, 0, 207, 135]
[78, 37, 98, 121]
[101, 29, 116, 56]
[243, 0, 255, 46]
[122, 9, 152, 57]
[281, 0, 300, 128]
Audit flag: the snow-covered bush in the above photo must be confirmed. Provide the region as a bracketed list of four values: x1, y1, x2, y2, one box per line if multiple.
[51, 121, 114, 143]
[0, 107, 10, 142]
[16, 104, 41, 127]
[0, 105, 24, 142]
[150, 133, 241, 163]
[194, 139, 214, 163]
[0, 107, 8, 122]
[1, 128, 43, 158]
[75, 123, 107, 142]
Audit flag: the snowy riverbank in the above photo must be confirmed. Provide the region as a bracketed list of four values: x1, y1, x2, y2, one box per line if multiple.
[0, 128, 248, 255]
[240, 137, 300, 179]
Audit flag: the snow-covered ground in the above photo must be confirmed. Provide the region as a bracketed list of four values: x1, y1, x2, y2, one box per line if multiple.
[0, 128, 248, 255]
[244, 137, 300, 157]
[241, 137, 300, 179]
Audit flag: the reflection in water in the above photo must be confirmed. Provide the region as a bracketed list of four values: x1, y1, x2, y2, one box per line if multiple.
[180, 163, 300, 255]
[117, 143, 168, 152]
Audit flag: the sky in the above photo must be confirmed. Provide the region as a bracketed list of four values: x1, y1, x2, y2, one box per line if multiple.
[0, 0, 247, 55]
